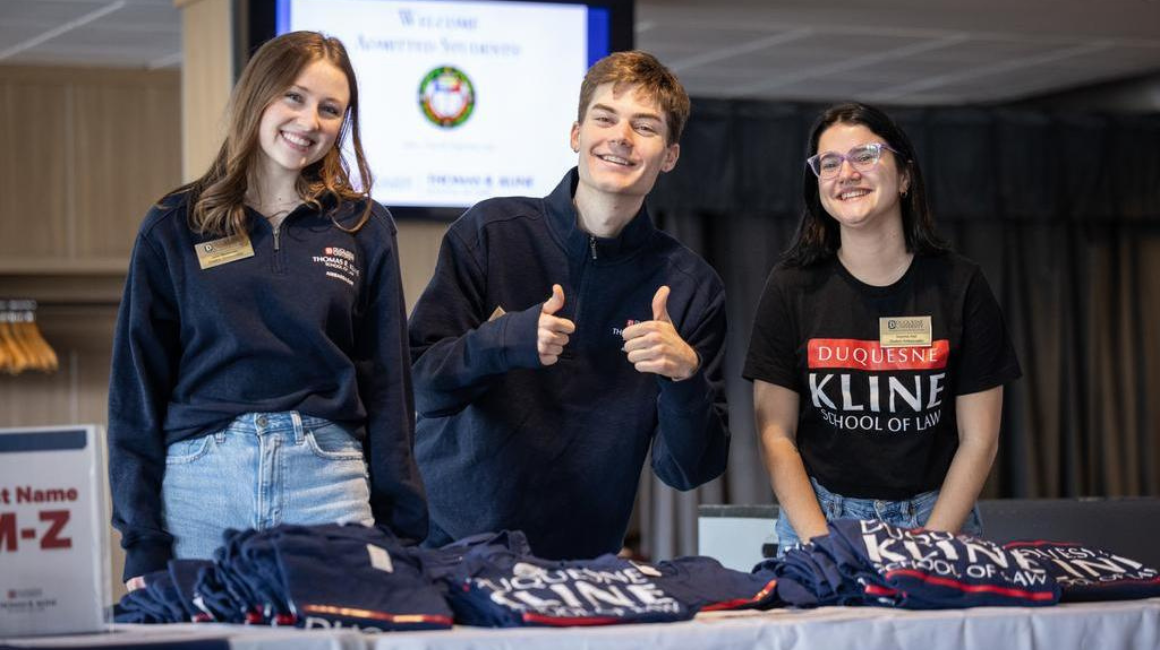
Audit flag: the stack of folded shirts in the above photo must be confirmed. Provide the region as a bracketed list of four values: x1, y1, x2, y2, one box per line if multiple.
[263, 524, 453, 631]
[418, 535, 783, 627]
[827, 518, 1061, 608]
[755, 519, 1062, 609]
[116, 523, 454, 631]
[121, 525, 784, 629]
[115, 559, 213, 624]
[753, 533, 879, 607]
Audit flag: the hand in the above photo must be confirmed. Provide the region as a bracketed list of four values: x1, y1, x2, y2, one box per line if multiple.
[538, 284, 576, 366]
[622, 286, 700, 380]
[125, 575, 146, 591]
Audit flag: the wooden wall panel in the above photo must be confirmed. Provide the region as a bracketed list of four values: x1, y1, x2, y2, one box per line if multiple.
[0, 80, 70, 259]
[0, 353, 73, 424]
[0, 66, 181, 273]
[74, 75, 182, 259]
[178, 0, 233, 182]
[396, 219, 448, 314]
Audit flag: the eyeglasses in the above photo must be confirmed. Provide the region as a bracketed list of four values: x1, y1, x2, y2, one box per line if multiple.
[806, 142, 900, 179]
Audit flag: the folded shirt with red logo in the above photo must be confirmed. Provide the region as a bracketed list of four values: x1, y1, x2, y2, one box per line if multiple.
[1004, 541, 1160, 602]
[755, 519, 1062, 609]
[432, 544, 784, 627]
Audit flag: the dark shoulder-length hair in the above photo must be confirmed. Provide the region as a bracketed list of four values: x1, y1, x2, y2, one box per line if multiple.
[783, 102, 948, 267]
[165, 31, 374, 236]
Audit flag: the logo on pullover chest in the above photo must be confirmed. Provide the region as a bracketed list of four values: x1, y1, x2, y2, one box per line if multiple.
[612, 319, 644, 350]
[611, 319, 642, 337]
[312, 246, 361, 287]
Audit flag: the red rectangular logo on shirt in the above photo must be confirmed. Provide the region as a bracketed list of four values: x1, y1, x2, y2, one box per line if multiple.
[808, 339, 949, 371]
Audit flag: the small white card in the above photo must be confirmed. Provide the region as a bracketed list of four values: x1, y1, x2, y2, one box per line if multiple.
[366, 544, 394, 573]
[631, 560, 663, 577]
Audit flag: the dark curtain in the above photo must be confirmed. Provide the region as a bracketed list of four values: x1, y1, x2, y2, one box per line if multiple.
[636, 100, 1160, 560]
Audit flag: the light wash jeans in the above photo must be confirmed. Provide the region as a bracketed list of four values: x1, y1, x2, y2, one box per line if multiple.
[162, 411, 373, 560]
[775, 477, 983, 558]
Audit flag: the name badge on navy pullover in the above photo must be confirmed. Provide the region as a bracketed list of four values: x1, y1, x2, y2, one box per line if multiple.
[195, 234, 255, 270]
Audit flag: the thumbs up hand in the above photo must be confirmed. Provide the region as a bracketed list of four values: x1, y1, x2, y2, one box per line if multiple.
[622, 286, 701, 380]
[651, 285, 674, 323]
[538, 284, 576, 366]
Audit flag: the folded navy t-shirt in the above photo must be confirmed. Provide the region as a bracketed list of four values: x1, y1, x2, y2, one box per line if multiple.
[1005, 541, 1160, 602]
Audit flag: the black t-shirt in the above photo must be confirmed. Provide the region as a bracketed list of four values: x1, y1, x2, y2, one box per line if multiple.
[743, 252, 1021, 500]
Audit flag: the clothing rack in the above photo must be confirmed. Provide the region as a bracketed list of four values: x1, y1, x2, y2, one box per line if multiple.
[0, 299, 60, 374]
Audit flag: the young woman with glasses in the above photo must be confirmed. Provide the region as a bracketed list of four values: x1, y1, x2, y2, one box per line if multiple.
[744, 103, 1021, 555]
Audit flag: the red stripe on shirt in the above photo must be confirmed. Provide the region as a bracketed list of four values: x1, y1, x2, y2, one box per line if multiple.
[807, 339, 949, 371]
[300, 604, 454, 626]
[700, 578, 779, 611]
[884, 569, 1056, 601]
[522, 612, 623, 626]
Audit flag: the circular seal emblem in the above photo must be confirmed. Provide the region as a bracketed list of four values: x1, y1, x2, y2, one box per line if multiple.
[418, 66, 475, 128]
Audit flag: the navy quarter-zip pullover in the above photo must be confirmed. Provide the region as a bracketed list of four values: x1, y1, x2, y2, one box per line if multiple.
[409, 170, 730, 559]
[109, 194, 427, 580]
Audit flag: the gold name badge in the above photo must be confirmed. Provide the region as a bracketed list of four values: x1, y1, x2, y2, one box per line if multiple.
[879, 316, 933, 348]
[195, 234, 255, 270]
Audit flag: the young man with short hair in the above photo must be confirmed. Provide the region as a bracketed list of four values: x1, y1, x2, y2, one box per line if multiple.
[408, 51, 729, 559]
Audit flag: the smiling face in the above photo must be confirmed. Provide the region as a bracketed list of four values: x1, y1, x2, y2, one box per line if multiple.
[570, 82, 680, 202]
[255, 58, 350, 184]
[815, 122, 910, 233]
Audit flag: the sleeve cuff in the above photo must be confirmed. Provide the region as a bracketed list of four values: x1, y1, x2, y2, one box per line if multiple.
[954, 362, 1023, 396]
[123, 539, 174, 582]
[657, 368, 713, 414]
[501, 304, 544, 370]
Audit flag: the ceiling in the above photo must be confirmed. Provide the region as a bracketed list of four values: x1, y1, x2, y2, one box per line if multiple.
[1, 0, 1159, 105]
[0, 0, 181, 70]
[639, 0, 1160, 105]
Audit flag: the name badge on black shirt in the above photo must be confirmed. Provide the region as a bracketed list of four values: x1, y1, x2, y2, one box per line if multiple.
[195, 234, 255, 270]
[879, 316, 932, 348]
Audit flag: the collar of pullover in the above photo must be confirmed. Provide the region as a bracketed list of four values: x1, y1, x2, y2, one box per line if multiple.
[543, 168, 656, 261]
[244, 192, 350, 230]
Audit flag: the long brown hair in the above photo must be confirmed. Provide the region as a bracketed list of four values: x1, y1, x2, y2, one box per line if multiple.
[175, 31, 374, 236]
[784, 102, 948, 267]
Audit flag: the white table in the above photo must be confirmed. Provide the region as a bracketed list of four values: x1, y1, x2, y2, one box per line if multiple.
[5, 599, 1159, 650]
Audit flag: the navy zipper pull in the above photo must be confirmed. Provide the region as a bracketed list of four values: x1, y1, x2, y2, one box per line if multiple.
[589, 235, 597, 260]
[273, 224, 281, 251]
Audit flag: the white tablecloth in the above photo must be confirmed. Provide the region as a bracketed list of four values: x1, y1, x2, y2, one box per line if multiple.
[6, 598, 1159, 650]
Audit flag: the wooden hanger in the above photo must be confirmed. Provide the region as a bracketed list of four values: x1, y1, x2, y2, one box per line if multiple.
[0, 300, 59, 374]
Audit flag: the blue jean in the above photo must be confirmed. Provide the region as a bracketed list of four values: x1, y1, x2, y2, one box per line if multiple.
[775, 477, 983, 557]
[162, 412, 373, 561]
